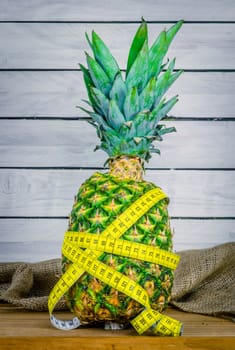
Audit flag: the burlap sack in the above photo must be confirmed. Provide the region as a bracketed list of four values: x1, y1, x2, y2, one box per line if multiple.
[0, 259, 66, 311]
[171, 242, 235, 319]
[0, 242, 234, 319]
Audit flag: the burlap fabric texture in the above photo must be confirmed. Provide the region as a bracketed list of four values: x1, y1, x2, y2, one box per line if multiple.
[0, 242, 234, 320]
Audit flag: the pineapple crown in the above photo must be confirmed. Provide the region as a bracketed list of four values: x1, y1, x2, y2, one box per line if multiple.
[79, 19, 184, 162]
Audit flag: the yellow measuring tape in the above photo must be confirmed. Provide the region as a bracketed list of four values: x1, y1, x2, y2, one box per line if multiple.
[64, 231, 179, 270]
[48, 188, 183, 336]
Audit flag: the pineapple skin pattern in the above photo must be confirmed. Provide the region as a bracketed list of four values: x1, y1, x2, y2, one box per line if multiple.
[62, 19, 183, 325]
[63, 171, 173, 323]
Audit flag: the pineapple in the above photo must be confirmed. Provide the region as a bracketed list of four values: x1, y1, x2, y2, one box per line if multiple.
[63, 19, 183, 327]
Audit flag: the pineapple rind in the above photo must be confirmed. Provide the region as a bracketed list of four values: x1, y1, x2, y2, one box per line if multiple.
[63, 20, 183, 326]
[63, 172, 173, 324]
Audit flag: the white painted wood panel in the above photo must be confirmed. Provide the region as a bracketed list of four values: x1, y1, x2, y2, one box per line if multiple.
[0, 0, 234, 264]
[0, 23, 234, 69]
[0, 120, 234, 168]
[0, 241, 62, 262]
[0, 71, 234, 118]
[1, 0, 234, 21]
[0, 218, 234, 262]
[0, 169, 234, 217]
[1, 219, 234, 246]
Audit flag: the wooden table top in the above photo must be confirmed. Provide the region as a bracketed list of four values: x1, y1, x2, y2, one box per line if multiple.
[0, 304, 234, 349]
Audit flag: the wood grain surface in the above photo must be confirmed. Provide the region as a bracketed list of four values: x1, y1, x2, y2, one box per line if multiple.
[1, 0, 235, 21]
[1, 306, 235, 337]
[0, 169, 234, 217]
[0, 23, 234, 69]
[0, 120, 234, 168]
[0, 306, 234, 350]
[0, 219, 234, 262]
[1, 337, 234, 350]
[0, 71, 234, 118]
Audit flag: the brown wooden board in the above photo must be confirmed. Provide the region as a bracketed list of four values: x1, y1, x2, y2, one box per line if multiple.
[0, 306, 234, 350]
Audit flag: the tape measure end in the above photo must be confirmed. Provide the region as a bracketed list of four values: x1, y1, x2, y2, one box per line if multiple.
[50, 314, 81, 331]
[179, 324, 184, 336]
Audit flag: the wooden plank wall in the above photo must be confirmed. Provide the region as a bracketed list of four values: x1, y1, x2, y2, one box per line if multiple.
[0, 0, 234, 262]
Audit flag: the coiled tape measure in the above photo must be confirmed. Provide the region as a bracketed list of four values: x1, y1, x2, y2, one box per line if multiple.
[48, 188, 183, 336]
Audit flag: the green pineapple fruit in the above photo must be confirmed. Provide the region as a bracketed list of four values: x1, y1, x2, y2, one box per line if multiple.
[63, 19, 183, 326]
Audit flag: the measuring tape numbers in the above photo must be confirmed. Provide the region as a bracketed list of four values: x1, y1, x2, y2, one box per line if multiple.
[48, 187, 183, 336]
[131, 309, 183, 336]
[64, 231, 180, 270]
[49, 188, 165, 317]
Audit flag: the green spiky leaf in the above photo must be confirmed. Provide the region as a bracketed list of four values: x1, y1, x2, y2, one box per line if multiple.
[131, 111, 153, 137]
[139, 76, 156, 110]
[109, 73, 127, 111]
[123, 86, 140, 121]
[157, 125, 177, 136]
[78, 107, 110, 131]
[79, 64, 98, 111]
[150, 147, 161, 155]
[134, 137, 143, 145]
[90, 87, 109, 116]
[152, 95, 179, 125]
[126, 39, 149, 92]
[154, 60, 183, 106]
[91, 30, 121, 81]
[149, 20, 184, 79]
[80, 20, 184, 161]
[107, 99, 126, 130]
[86, 53, 111, 96]
[126, 19, 148, 75]
[168, 69, 183, 88]
[166, 20, 184, 45]
[85, 32, 93, 51]
[148, 30, 167, 79]
[153, 72, 172, 106]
